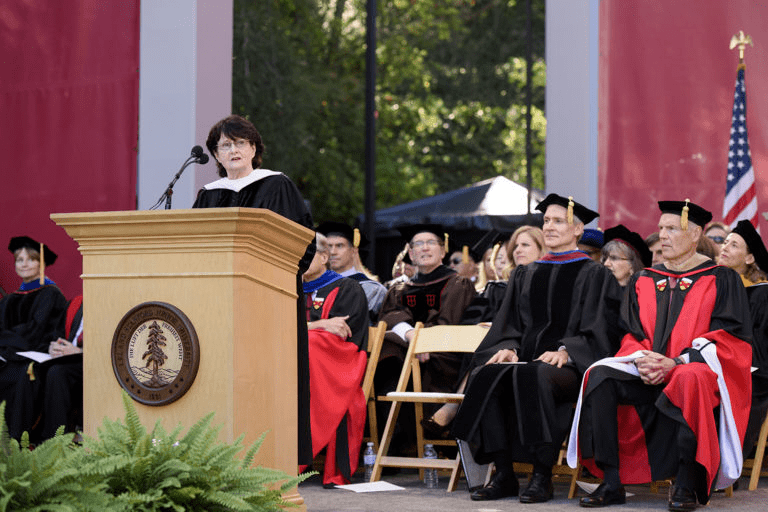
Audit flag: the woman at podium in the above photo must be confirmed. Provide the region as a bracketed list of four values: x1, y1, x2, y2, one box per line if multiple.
[192, 114, 316, 465]
[0, 236, 68, 439]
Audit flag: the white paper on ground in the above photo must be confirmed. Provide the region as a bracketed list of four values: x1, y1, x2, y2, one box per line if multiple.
[335, 481, 406, 492]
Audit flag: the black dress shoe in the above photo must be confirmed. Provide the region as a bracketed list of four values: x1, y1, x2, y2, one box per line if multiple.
[420, 417, 451, 439]
[519, 472, 554, 503]
[579, 482, 626, 507]
[668, 484, 697, 511]
[470, 472, 519, 501]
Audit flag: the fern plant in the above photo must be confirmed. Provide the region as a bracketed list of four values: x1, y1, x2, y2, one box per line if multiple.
[70, 391, 309, 511]
[0, 392, 312, 511]
[0, 402, 117, 512]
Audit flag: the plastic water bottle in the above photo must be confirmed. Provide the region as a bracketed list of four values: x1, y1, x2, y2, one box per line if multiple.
[424, 443, 439, 488]
[363, 442, 376, 482]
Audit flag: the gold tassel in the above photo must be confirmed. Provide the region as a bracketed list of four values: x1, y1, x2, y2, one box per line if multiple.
[39, 242, 45, 286]
[444, 233, 449, 250]
[462, 245, 469, 264]
[681, 198, 690, 231]
[567, 196, 575, 225]
[353, 228, 361, 248]
[27, 362, 36, 381]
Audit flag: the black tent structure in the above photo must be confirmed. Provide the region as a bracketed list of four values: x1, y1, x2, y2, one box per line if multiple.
[360, 176, 545, 280]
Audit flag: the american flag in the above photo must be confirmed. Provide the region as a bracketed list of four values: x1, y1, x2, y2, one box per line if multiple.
[723, 66, 758, 227]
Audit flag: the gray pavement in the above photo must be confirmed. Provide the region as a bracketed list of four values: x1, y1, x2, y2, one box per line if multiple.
[299, 470, 768, 512]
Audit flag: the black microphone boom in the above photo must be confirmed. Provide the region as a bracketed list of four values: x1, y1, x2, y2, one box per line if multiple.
[149, 146, 209, 210]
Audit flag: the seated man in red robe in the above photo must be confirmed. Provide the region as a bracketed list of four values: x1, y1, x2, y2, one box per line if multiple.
[568, 200, 753, 511]
[300, 233, 369, 486]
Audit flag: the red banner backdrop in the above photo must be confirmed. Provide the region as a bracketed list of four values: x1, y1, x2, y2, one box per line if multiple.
[598, 1, 768, 238]
[0, 2, 139, 298]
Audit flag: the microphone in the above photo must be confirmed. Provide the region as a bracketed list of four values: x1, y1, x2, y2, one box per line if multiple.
[149, 146, 210, 210]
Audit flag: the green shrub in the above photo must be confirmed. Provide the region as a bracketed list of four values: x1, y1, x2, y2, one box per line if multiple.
[0, 392, 310, 511]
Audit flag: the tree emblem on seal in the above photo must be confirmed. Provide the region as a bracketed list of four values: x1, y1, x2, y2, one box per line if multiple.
[143, 321, 169, 387]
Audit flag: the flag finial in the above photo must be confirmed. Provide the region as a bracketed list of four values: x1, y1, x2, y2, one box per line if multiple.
[730, 31, 753, 67]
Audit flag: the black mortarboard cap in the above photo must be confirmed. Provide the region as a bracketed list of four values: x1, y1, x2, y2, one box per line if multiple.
[316, 221, 358, 245]
[732, 220, 768, 273]
[398, 224, 446, 244]
[8, 236, 58, 266]
[604, 224, 652, 267]
[535, 193, 599, 224]
[658, 200, 712, 228]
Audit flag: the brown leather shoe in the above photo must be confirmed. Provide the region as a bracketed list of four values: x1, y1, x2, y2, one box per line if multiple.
[579, 482, 626, 507]
[470, 472, 519, 501]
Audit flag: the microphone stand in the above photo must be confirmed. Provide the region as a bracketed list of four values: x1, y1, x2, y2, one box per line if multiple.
[150, 155, 202, 210]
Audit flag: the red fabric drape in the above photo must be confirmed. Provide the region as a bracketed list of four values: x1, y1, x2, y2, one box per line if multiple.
[599, 1, 768, 237]
[0, 1, 139, 298]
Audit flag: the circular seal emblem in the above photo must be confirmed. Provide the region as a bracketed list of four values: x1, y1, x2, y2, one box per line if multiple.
[112, 302, 200, 406]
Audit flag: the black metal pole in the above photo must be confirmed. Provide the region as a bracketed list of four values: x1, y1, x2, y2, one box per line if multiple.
[525, 0, 533, 219]
[364, 0, 377, 269]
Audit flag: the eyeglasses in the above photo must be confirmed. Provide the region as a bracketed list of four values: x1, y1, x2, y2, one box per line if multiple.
[217, 139, 251, 153]
[601, 254, 630, 263]
[708, 235, 725, 244]
[410, 239, 442, 249]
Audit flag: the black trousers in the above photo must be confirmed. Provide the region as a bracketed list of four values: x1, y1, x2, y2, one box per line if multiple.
[578, 366, 697, 479]
[454, 361, 580, 470]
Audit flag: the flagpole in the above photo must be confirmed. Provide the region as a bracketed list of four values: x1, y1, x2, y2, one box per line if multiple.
[724, 31, 759, 229]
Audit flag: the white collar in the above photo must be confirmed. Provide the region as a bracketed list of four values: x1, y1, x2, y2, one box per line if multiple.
[203, 168, 282, 192]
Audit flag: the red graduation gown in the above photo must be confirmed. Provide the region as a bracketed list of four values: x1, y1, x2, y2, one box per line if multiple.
[301, 277, 368, 485]
[569, 262, 752, 495]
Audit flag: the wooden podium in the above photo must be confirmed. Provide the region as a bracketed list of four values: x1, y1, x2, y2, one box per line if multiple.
[51, 208, 313, 507]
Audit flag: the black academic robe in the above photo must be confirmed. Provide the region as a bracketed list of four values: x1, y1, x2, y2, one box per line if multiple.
[193, 170, 315, 464]
[743, 282, 768, 458]
[460, 280, 507, 326]
[0, 283, 68, 440]
[302, 274, 368, 485]
[452, 251, 622, 467]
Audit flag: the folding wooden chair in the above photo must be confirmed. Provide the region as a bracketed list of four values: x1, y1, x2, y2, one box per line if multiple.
[743, 410, 768, 490]
[361, 320, 386, 451]
[370, 322, 489, 491]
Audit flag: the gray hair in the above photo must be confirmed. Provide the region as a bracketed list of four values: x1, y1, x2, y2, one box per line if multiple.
[602, 239, 644, 274]
[315, 232, 329, 254]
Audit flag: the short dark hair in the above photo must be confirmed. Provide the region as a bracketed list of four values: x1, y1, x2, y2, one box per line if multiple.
[206, 115, 266, 177]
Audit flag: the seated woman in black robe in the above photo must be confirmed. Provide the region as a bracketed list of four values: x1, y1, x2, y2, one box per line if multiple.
[716, 219, 768, 457]
[0, 236, 68, 439]
[192, 115, 315, 464]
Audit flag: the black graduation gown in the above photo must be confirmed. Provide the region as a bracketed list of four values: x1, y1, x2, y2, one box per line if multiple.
[744, 282, 768, 456]
[460, 280, 507, 326]
[193, 171, 316, 464]
[0, 283, 68, 439]
[452, 253, 622, 467]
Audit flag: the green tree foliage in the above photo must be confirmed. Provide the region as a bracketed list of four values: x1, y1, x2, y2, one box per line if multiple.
[232, 0, 546, 224]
